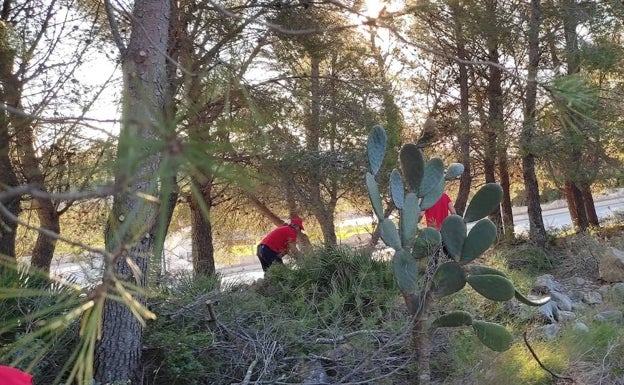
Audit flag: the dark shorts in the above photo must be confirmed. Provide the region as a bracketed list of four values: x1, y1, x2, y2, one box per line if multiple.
[257, 244, 283, 272]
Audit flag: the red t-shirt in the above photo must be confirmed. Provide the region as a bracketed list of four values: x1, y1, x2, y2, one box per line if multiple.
[261, 225, 297, 255]
[424, 193, 452, 229]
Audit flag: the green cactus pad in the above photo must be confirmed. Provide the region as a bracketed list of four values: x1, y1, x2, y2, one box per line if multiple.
[380, 218, 402, 250]
[401, 193, 419, 247]
[472, 320, 514, 352]
[445, 163, 465, 180]
[514, 291, 552, 307]
[466, 274, 515, 301]
[390, 169, 405, 209]
[419, 177, 445, 210]
[419, 158, 445, 198]
[466, 265, 508, 277]
[433, 310, 474, 327]
[440, 215, 467, 260]
[459, 218, 497, 264]
[431, 261, 466, 297]
[393, 249, 418, 294]
[399, 144, 424, 193]
[463, 183, 503, 223]
[366, 172, 384, 220]
[412, 227, 441, 259]
[367, 125, 387, 176]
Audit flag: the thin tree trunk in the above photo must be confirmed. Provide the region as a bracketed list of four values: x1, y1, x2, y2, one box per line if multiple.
[521, 0, 547, 247]
[580, 182, 599, 226]
[190, 183, 215, 276]
[0, 120, 20, 259]
[450, 2, 471, 216]
[498, 156, 514, 240]
[0, 3, 22, 260]
[485, 1, 502, 232]
[29, 201, 60, 272]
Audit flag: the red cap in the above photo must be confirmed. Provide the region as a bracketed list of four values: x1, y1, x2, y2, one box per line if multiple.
[290, 217, 304, 230]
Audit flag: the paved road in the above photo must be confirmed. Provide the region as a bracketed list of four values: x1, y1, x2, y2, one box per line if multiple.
[51, 196, 624, 287]
[218, 196, 624, 284]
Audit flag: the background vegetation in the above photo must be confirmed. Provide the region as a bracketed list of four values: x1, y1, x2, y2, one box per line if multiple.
[2, 0, 624, 383]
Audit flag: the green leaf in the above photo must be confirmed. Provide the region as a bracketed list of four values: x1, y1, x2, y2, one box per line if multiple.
[460, 218, 497, 264]
[472, 320, 514, 352]
[431, 261, 466, 297]
[466, 265, 507, 277]
[390, 169, 405, 209]
[466, 274, 515, 301]
[463, 183, 503, 223]
[367, 125, 386, 175]
[380, 218, 402, 250]
[440, 215, 466, 260]
[366, 172, 384, 220]
[399, 144, 424, 193]
[419, 177, 445, 210]
[445, 163, 465, 180]
[514, 291, 552, 307]
[401, 193, 419, 247]
[433, 310, 473, 327]
[412, 227, 441, 259]
[419, 158, 444, 198]
[393, 249, 418, 294]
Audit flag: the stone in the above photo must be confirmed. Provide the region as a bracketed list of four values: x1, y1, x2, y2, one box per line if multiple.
[583, 291, 603, 305]
[612, 283, 624, 302]
[550, 291, 573, 312]
[558, 310, 577, 323]
[593, 310, 623, 323]
[533, 274, 559, 294]
[572, 322, 589, 333]
[599, 247, 624, 283]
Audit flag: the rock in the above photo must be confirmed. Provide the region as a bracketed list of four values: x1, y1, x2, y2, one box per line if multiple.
[558, 310, 577, 323]
[533, 274, 559, 294]
[583, 291, 603, 305]
[599, 247, 624, 283]
[533, 324, 561, 340]
[573, 322, 589, 333]
[568, 290, 584, 303]
[612, 282, 624, 302]
[550, 291, 573, 312]
[593, 310, 623, 323]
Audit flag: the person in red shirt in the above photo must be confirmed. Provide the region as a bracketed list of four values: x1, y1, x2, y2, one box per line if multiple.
[257, 217, 304, 271]
[423, 192, 456, 230]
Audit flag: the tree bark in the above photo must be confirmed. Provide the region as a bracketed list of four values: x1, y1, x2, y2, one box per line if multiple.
[450, 1, 472, 217]
[190, 181, 215, 276]
[96, 0, 170, 382]
[485, 0, 502, 233]
[521, 0, 547, 247]
[0, 13, 22, 259]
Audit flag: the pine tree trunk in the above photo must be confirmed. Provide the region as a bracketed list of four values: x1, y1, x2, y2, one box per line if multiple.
[96, 0, 170, 382]
[190, 182, 215, 276]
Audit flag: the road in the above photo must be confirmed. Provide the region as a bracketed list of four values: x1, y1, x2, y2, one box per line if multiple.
[51, 196, 624, 287]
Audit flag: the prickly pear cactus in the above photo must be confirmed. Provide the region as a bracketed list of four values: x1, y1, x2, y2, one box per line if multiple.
[365, 124, 550, 352]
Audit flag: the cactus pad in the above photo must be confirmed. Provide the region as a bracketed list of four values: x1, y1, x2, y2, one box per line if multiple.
[380, 218, 402, 250]
[466, 274, 515, 301]
[432, 261, 466, 297]
[390, 169, 405, 209]
[393, 249, 418, 294]
[367, 125, 386, 175]
[472, 320, 513, 352]
[463, 183, 503, 223]
[460, 218, 497, 264]
[433, 310, 474, 327]
[440, 215, 467, 260]
[411, 227, 441, 259]
[366, 172, 384, 220]
[399, 144, 424, 193]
